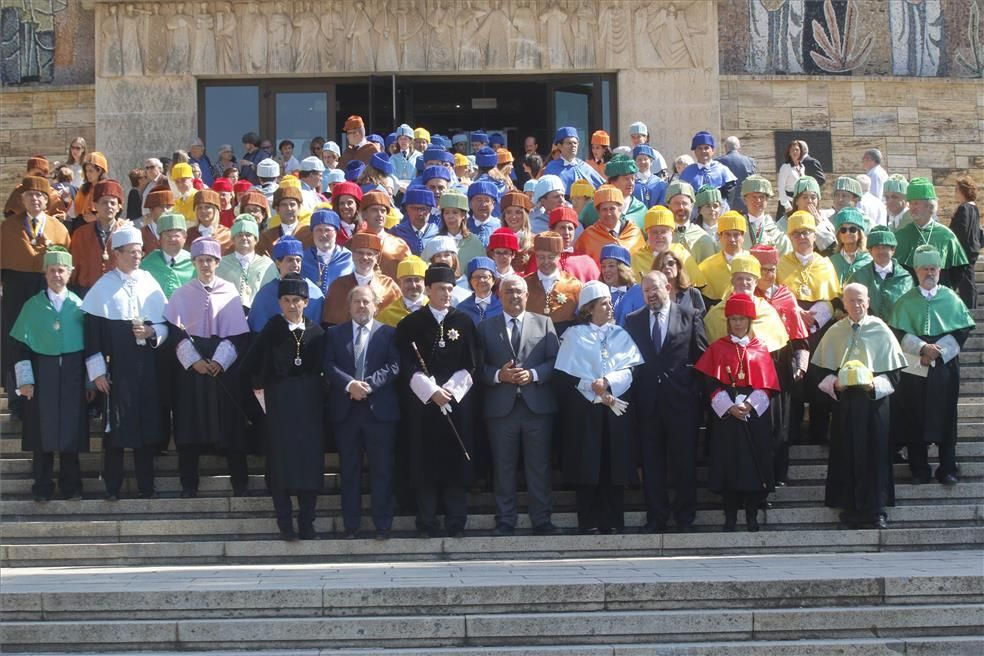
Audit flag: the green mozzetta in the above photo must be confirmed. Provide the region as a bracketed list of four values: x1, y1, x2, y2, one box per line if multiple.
[9, 290, 85, 356]
[139, 249, 195, 298]
[846, 260, 915, 320]
[578, 195, 647, 230]
[893, 220, 969, 271]
[889, 286, 975, 337]
[830, 250, 873, 284]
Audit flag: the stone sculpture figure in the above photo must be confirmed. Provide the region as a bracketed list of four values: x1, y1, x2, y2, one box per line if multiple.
[540, 0, 572, 69]
[510, 0, 541, 69]
[101, 5, 123, 77]
[457, 0, 485, 70]
[192, 3, 217, 75]
[214, 1, 240, 74]
[292, 1, 321, 73]
[347, 0, 376, 71]
[245, 3, 267, 73]
[597, 1, 633, 69]
[119, 4, 148, 77]
[268, 5, 294, 72]
[396, 0, 426, 71]
[648, 2, 700, 68]
[571, 0, 598, 68]
[164, 3, 193, 75]
[425, 0, 455, 70]
[477, 0, 514, 70]
[373, 1, 400, 71]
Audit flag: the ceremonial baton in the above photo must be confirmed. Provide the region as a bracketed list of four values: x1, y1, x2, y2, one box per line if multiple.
[411, 340, 471, 461]
[725, 365, 768, 491]
[178, 322, 253, 423]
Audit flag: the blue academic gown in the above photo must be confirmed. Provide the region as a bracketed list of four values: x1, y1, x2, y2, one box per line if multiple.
[467, 214, 502, 248]
[679, 161, 737, 210]
[301, 246, 354, 296]
[633, 175, 668, 209]
[388, 216, 441, 256]
[456, 293, 503, 326]
[247, 278, 325, 332]
[543, 158, 606, 195]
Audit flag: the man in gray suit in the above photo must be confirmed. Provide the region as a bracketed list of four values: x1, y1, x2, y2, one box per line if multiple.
[478, 275, 560, 536]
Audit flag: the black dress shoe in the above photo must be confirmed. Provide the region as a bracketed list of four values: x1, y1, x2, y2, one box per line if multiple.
[871, 515, 888, 529]
[137, 491, 159, 499]
[341, 530, 358, 540]
[374, 530, 390, 541]
[640, 520, 666, 535]
[64, 492, 83, 501]
[675, 523, 695, 534]
[232, 487, 251, 497]
[417, 528, 441, 538]
[912, 473, 932, 485]
[448, 528, 465, 538]
[33, 494, 51, 503]
[180, 489, 197, 499]
[104, 493, 119, 502]
[581, 527, 600, 535]
[279, 528, 299, 541]
[532, 522, 559, 536]
[493, 522, 514, 536]
[774, 480, 787, 487]
[298, 526, 319, 540]
[940, 474, 959, 486]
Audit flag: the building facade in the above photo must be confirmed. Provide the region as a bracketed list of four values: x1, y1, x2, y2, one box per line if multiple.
[1, 0, 981, 213]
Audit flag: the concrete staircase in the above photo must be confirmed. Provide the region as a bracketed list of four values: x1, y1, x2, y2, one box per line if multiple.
[2, 271, 984, 653]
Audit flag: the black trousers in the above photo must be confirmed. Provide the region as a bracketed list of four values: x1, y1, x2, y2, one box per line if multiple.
[177, 445, 249, 493]
[102, 445, 155, 496]
[908, 440, 958, 480]
[32, 451, 82, 498]
[723, 491, 766, 523]
[415, 481, 468, 534]
[639, 413, 698, 528]
[271, 491, 317, 532]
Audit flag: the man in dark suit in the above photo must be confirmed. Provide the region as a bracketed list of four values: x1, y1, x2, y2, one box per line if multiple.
[716, 136, 757, 214]
[478, 275, 561, 536]
[324, 285, 401, 539]
[625, 270, 707, 533]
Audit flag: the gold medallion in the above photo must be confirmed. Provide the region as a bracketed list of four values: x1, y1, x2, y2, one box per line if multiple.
[738, 372, 746, 380]
[102, 252, 110, 261]
[53, 320, 60, 331]
[800, 285, 810, 297]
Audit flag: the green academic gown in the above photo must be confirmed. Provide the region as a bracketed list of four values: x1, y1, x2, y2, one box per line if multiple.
[830, 250, 873, 285]
[139, 249, 194, 299]
[579, 196, 648, 231]
[893, 220, 969, 288]
[846, 260, 914, 320]
[216, 252, 277, 310]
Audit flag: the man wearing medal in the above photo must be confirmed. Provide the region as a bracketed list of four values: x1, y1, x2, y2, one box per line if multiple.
[394, 263, 480, 538]
[740, 175, 791, 255]
[216, 216, 276, 313]
[1, 175, 71, 416]
[9, 247, 89, 501]
[247, 236, 324, 333]
[892, 178, 969, 291]
[139, 212, 194, 299]
[300, 209, 354, 296]
[322, 232, 401, 326]
[777, 211, 842, 446]
[70, 179, 128, 296]
[524, 231, 581, 336]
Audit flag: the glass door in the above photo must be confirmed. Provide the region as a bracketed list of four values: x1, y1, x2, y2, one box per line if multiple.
[550, 83, 593, 160]
[268, 85, 330, 160]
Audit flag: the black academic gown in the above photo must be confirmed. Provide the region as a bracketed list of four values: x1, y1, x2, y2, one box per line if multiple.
[12, 342, 88, 453]
[0, 270, 46, 379]
[169, 331, 250, 451]
[394, 306, 478, 488]
[240, 315, 326, 493]
[817, 367, 901, 518]
[84, 315, 163, 449]
[702, 381, 774, 495]
[555, 371, 638, 487]
[891, 328, 971, 448]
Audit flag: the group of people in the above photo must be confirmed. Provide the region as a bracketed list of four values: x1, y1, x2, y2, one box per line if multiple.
[2, 119, 979, 539]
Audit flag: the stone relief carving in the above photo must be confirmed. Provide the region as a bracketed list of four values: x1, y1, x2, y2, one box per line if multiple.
[1, 0, 65, 84]
[95, 0, 715, 77]
[746, 0, 805, 74]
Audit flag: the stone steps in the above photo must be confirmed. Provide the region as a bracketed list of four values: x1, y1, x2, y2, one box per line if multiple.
[4, 528, 982, 568]
[12, 638, 984, 655]
[4, 503, 981, 544]
[1, 550, 980, 652]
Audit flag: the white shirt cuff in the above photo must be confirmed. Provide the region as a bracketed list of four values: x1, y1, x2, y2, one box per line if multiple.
[150, 322, 168, 347]
[211, 340, 238, 371]
[14, 361, 34, 387]
[442, 369, 473, 402]
[86, 353, 107, 381]
[872, 374, 894, 400]
[793, 349, 810, 374]
[604, 368, 633, 399]
[900, 333, 927, 357]
[747, 389, 770, 416]
[710, 389, 734, 418]
[410, 372, 442, 405]
[176, 338, 202, 370]
[937, 334, 961, 364]
[809, 301, 833, 330]
[818, 374, 838, 400]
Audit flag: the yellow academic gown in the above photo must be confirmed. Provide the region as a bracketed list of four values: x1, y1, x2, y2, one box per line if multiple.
[704, 291, 790, 352]
[698, 250, 747, 301]
[172, 192, 198, 224]
[631, 243, 707, 289]
[376, 296, 428, 327]
[777, 252, 841, 302]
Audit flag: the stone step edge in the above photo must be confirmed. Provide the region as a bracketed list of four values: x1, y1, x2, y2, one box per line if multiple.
[3, 527, 982, 567]
[3, 572, 980, 621]
[5, 634, 983, 656]
[1, 603, 981, 649]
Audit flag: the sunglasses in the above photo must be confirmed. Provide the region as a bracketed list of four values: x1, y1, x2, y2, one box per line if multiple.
[839, 226, 860, 234]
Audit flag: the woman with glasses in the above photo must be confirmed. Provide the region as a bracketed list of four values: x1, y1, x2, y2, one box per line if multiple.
[830, 208, 872, 285]
[65, 137, 87, 187]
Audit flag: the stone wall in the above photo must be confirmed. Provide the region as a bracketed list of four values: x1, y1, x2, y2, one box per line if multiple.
[0, 84, 96, 193]
[719, 75, 984, 218]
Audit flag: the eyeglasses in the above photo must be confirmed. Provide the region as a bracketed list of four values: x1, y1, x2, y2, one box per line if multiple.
[470, 274, 493, 282]
[70, 145, 83, 151]
[839, 226, 860, 234]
